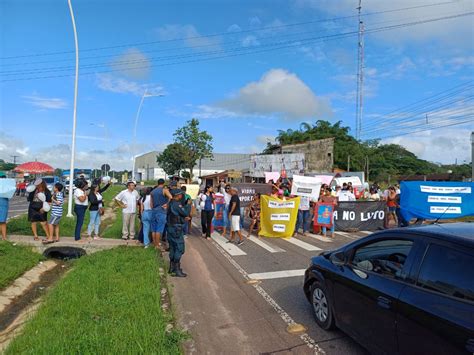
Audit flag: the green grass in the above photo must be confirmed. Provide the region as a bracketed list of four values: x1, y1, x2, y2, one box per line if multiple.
[0, 240, 44, 289]
[6, 247, 184, 354]
[7, 185, 126, 239]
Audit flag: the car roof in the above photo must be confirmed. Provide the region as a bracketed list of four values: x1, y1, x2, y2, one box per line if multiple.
[383, 222, 474, 247]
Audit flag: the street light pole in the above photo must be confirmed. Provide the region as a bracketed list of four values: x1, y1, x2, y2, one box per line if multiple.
[131, 90, 164, 180]
[67, 0, 79, 218]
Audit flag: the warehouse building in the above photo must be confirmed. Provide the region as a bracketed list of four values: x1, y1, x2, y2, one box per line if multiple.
[134, 151, 251, 181]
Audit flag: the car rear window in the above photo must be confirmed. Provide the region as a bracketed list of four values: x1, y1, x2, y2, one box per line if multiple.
[417, 244, 474, 303]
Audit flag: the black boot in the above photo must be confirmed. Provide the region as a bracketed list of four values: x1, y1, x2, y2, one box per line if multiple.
[168, 261, 176, 274]
[173, 263, 187, 277]
[177, 262, 187, 277]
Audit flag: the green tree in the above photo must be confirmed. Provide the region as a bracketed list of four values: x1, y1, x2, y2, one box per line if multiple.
[156, 143, 189, 177]
[173, 118, 213, 178]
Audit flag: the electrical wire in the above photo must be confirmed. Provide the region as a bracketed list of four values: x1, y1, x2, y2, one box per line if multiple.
[0, 1, 455, 60]
[2, 11, 472, 82]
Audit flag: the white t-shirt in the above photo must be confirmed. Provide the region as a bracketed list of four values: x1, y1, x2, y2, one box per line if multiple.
[338, 190, 356, 202]
[142, 195, 152, 211]
[74, 189, 88, 206]
[115, 189, 140, 214]
[224, 192, 232, 207]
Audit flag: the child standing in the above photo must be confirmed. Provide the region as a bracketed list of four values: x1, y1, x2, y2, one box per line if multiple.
[45, 183, 64, 243]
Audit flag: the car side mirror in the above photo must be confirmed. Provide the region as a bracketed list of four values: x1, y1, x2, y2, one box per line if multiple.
[330, 251, 345, 266]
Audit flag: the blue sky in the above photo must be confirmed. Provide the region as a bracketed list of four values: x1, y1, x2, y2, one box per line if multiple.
[1, 0, 473, 170]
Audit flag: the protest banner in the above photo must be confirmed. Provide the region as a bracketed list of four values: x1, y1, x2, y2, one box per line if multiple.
[335, 176, 363, 187]
[314, 203, 334, 228]
[212, 193, 225, 231]
[259, 195, 300, 238]
[333, 201, 385, 231]
[290, 175, 321, 201]
[233, 183, 272, 207]
[400, 181, 474, 221]
[264, 172, 280, 183]
[182, 184, 200, 199]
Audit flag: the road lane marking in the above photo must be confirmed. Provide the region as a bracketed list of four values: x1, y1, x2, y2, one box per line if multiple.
[305, 234, 333, 243]
[283, 237, 323, 251]
[211, 232, 247, 256]
[359, 231, 373, 235]
[209, 238, 326, 354]
[248, 269, 306, 280]
[335, 232, 358, 240]
[247, 236, 285, 253]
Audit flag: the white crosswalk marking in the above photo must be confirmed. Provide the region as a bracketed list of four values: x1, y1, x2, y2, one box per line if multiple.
[305, 234, 333, 243]
[335, 231, 358, 240]
[283, 237, 323, 251]
[248, 269, 306, 280]
[248, 236, 285, 253]
[211, 232, 247, 256]
[359, 231, 373, 235]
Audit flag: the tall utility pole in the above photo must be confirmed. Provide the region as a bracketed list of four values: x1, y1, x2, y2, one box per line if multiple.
[10, 155, 19, 164]
[355, 0, 365, 140]
[67, 0, 79, 218]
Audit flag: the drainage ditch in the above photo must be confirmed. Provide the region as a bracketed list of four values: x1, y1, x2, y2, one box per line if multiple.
[0, 246, 86, 347]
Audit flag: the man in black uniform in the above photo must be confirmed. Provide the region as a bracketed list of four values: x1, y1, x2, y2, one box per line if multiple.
[167, 189, 191, 277]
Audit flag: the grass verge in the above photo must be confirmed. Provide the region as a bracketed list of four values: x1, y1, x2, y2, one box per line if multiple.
[7, 185, 125, 239]
[6, 247, 184, 354]
[0, 240, 43, 289]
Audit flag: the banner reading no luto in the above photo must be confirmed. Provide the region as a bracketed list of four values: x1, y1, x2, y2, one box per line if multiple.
[259, 195, 300, 238]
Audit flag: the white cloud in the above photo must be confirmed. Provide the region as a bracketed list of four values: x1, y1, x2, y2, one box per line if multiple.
[241, 35, 260, 47]
[256, 135, 276, 144]
[382, 126, 472, 164]
[248, 16, 262, 28]
[96, 73, 164, 96]
[218, 68, 333, 120]
[110, 48, 151, 79]
[0, 131, 167, 170]
[295, 0, 474, 48]
[227, 24, 242, 32]
[22, 94, 67, 110]
[155, 24, 221, 51]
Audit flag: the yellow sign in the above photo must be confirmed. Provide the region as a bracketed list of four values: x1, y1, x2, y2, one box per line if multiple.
[182, 184, 200, 199]
[259, 195, 300, 238]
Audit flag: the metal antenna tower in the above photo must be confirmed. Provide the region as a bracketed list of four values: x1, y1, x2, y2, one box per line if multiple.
[355, 0, 365, 140]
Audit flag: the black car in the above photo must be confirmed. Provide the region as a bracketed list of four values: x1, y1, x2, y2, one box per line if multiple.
[303, 222, 474, 355]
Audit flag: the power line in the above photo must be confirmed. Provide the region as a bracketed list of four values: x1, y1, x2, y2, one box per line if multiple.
[0, 1, 455, 60]
[2, 11, 472, 83]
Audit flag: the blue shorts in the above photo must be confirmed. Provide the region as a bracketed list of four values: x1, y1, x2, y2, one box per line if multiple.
[0, 198, 8, 223]
[388, 206, 396, 213]
[152, 209, 167, 233]
[49, 215, 62, 226]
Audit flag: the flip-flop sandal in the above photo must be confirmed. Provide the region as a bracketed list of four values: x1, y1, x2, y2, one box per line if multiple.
[42, 240, 55, 244]
[54, 240, 60, 243]
[34, 237, 40, 241]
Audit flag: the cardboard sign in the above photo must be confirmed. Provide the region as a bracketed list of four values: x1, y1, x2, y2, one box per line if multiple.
[335, 176, 363, 187]
[291, 175, 322, 201]
[182, 184, 200, 199]
[233, 183, 272, 207]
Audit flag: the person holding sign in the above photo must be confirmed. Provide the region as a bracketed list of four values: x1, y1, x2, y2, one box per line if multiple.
[247, 193, 261, 237]
[319, 188, 338, 238]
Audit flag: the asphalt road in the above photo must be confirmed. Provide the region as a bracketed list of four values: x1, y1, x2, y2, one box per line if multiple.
[7, 195, 29, 219]
[191, 217, 371, 354]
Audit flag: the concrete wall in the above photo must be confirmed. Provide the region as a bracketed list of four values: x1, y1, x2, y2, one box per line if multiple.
[280, 138, 334, 173]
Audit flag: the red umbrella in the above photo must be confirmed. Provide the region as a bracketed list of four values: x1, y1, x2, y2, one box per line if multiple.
[13, 161, 54, 174]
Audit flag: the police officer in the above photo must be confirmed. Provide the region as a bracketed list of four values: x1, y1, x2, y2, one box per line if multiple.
[167, 189, 191, 277]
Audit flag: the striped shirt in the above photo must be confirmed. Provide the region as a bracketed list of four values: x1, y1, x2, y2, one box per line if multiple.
[51, 192, 64, 217]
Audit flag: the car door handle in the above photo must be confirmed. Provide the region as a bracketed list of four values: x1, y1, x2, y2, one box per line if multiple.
[377, 296, 391, 310]
[466, 339, 474, 353]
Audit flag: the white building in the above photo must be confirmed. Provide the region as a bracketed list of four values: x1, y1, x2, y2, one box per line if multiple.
[134, 151, 251, 181]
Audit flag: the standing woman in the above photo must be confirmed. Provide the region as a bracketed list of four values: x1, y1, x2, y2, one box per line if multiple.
[139, 187, 153, 248]
[199, 185, 215, 239]
[27, 178, 52, 241]
[247, 193, 261, 237]
[87, 184, 103, 241]
[74, 180, 89, 242]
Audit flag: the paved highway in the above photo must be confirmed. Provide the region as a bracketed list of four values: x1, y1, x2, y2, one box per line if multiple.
[190, 218, 371, 354]
[7, 195, 29, 219]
